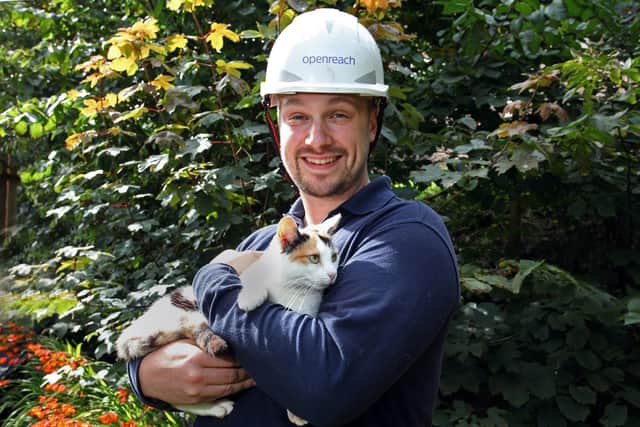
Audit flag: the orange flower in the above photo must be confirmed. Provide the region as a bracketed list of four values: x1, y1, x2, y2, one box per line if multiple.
[61, 403, 77, 416]
[44, 382, 67, 393]
[98, 412, 119, 424]
[120, 421, 138, 427]
[27, 405, 47, 419]
[117, 388, 129, 403]
[0, 379, 9, 387]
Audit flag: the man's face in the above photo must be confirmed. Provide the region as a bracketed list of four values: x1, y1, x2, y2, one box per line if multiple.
[276, 93, 378, 200]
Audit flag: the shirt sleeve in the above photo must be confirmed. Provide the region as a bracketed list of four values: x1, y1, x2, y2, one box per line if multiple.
[126, 357, 176, 411]
[194, 220, 459, 427]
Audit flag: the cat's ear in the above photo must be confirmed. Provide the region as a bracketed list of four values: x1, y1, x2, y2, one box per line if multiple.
[319, 213, 342, 235]
[277, 216, 300, 251]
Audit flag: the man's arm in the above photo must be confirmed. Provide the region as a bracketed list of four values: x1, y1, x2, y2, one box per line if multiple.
[195, 221, 459, 426]
[125, 250, 261, 408]
[127, 340, 254, 407]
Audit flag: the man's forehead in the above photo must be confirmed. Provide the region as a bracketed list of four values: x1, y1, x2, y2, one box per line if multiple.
[277, 93, 368, 107]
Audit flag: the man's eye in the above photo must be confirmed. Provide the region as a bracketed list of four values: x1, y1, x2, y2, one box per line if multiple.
[308, 255, 320, 264]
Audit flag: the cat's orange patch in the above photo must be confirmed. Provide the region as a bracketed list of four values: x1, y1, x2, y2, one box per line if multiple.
[288, 234, 320, 264]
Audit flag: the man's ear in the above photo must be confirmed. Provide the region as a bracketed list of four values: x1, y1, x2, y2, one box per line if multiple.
[368, 103, 379, 143]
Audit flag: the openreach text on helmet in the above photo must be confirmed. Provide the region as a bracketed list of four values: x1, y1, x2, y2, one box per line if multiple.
[301, 55, 356, 65]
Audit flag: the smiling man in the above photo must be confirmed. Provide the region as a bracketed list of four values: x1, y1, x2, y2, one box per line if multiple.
[127, 8, 459, 427]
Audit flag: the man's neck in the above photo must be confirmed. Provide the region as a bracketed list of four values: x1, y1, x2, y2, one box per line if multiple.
[301, 181, 369, 225]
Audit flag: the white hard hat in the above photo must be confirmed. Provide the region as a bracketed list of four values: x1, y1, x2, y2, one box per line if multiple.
[260, 8, 388, 98]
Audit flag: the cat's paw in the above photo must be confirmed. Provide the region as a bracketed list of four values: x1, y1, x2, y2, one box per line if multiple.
[175, 399, 234, 418]
[287, 410, 308, 426]
[237, 286, 268, 312]
[115, 336, 148, 360]
[195, 328, 228, 357]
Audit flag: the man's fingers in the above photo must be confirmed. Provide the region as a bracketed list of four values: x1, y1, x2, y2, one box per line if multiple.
[202, 366, 251, 385]
[202, 377, 256, 399]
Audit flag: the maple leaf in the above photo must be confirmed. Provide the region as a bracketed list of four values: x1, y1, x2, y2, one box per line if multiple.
[360, 0, 390, 13]
[215, 59, 253, 78]
[130, 18, 159, 40]
[166, 34, 188, 52]
[66, 90, 82, 101]
[65, 133, 83, 150]
[489, 121, 538, 138]
[150, 74, 175, 90]
[110, 57, 138, 76]
[167, 0, 212, 12]
[206, 23, 240, 52]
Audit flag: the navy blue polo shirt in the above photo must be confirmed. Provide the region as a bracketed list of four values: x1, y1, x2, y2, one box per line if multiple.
[129, 176, 459, 427]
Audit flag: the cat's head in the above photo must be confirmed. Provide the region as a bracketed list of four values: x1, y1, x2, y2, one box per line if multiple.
[276, 214, 341, 290]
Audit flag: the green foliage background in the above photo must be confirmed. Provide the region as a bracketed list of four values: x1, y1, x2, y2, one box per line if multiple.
[1, 0, 639, 426]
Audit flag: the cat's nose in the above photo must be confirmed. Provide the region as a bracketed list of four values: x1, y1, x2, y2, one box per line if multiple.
[328, 271, 337, 282]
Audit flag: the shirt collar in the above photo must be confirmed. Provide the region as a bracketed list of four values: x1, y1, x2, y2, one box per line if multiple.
[288, 176, 395, 222]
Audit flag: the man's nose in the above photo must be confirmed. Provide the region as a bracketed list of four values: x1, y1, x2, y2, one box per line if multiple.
[304, 120, 328, 146]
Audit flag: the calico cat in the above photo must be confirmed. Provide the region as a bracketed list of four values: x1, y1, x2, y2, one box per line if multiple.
[116, 214, 341, 424]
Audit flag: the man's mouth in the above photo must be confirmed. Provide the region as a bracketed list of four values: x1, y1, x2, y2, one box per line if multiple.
[304, 156, 339, 165]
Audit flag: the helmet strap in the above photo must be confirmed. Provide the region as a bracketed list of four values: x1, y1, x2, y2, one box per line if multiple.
[262, 95, 295, 187]
[369, 97, 387, 156]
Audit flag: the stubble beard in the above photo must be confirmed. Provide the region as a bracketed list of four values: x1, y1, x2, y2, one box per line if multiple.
[288, 155, 368, 199]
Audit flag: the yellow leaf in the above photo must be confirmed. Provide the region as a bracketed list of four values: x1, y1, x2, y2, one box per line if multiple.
[131, 17, 159, 40]
[215, 59, 253, 78]
[359, 0, 390, 13]
[166, 0, 183, 11]
[166, 34, 188, 52]
[65, 133, 83, 150]
[107, 45, 122, 60]
[105, 93, 119, 107]
[114, 106, 147, 123]
[150, 74, 175, 90]
[167, 0, 213, 12]
[81, 73, 102, 88]
[148, 43, 167, 56]
[110, 57, 137, 74]
[206, 23, 240, 52]
[80, 99, 100, 117]
[66, 90, 81, 101]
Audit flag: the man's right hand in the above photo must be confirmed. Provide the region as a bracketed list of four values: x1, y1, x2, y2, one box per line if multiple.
[139, 339, 255, 405]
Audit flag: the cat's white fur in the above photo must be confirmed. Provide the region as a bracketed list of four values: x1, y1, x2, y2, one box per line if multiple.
[237, 214, 341, 316]
[116, 214, 341, 424]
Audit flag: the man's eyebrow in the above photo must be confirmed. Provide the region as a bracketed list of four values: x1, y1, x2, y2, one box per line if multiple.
[280, 95, 361, 107]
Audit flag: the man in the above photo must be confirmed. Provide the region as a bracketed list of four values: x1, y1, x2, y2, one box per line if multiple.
[128, 8, 459, 426]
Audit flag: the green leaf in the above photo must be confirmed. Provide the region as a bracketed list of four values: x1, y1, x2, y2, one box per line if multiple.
[599, 403, 627, 427]
[489, 374, 529, 407]
[556, 395, 590, 422]
[138, 154, 169, 173]
[29, 122, 44, 138]
[569, 385, 596, 405]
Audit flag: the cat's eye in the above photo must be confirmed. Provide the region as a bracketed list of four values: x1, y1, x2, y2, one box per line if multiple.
[331, 253, 338, 262]
[308, 255, 320, 264]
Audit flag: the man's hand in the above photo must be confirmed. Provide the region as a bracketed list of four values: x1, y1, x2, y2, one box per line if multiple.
[139, 340, 255, 405]
[211, 250, 262, 275]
